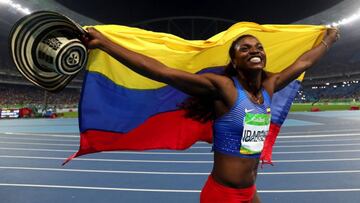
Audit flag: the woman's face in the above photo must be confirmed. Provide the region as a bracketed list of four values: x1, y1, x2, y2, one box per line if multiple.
[232, 36, 266, 71]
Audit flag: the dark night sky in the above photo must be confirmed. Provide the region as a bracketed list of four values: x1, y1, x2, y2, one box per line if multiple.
[56, 0, 344, 25]
[2, 0, 358, 75]
[53, 0, 346, 41]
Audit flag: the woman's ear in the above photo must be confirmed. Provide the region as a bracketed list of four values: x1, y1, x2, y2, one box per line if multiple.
[231, 61, 236, 69]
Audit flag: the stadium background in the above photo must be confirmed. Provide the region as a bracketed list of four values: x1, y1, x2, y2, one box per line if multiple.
[0, 0, 360, 117]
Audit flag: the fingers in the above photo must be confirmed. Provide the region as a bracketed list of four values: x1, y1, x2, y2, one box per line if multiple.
[80, 27, 97, 48]
[332, 28, 340, 41]
[86, 27, 100, 34]
[84, 27, 95, 37]
[326, 26, 340, 42]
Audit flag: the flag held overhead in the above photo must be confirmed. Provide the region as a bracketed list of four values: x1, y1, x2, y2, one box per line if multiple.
[63, 22, 326, 164]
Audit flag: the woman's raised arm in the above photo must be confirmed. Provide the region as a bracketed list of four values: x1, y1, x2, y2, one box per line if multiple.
[84, 27, 223, 98]
[273, 28, 339, 92]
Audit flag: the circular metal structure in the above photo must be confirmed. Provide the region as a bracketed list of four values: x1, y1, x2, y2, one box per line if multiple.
[9, 11, 87, 92]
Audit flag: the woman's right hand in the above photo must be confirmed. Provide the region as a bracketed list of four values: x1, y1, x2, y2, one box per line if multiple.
[81, 27, 109, 50]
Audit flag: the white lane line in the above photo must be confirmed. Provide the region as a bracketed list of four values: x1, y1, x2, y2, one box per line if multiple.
[260, 170, 360, 175]
[260, 189, 360, 193]
[275, 143, 360, 148]
[0, 147, 76, 153]
[2, 155, 360, 163]
[0, 166, 208, 175]
[0, 183, 360, 193]
[280, 129, 360, 135]
[278, 133, 360, 139]
[3, 132, 360, 139]
[0, 136, 79, 142]
[2, 132, 78, 138]
[2, 166, 360, 176]
[273, 149, 360, 154]
[0, 142, 195, 149]
[2, 140, 360, 149]
[0, 147, 212, 154]
[2, 141, 360, 150]
[193, 143, 360, 149]
[193, 136, 360, 144]
[0, 141, 78, 147]
[189, 146, 211, 149]
[274, 158, 360, 163]
[0, 183, 200, 193]
[277, 138, 360, 143]
[0, 155, 213, 163]
[2, 147, 360, 155]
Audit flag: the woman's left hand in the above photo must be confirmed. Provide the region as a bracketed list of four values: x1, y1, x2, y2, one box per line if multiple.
[324, 27, 340, 44]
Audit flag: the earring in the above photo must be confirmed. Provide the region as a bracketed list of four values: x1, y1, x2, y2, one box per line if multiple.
[232, 63, 236, 69]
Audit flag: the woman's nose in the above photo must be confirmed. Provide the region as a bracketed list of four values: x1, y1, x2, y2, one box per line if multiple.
[249, 47, 260, 54]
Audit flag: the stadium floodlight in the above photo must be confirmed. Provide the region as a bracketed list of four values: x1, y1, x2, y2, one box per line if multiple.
[0, 0, 31, 14]
[327, 8, 360, 27]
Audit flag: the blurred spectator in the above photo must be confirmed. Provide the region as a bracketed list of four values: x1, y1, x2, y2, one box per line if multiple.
[0, 84, 80, 108]
[294, 80, 360, 103]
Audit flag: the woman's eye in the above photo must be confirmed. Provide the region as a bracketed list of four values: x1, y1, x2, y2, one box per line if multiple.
[257, 46, 264, 51]
[240, 47, 248, 52]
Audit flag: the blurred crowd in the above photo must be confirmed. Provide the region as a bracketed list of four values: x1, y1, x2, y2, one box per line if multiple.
[294, 81, 360, 103]
[0, 84, 80, 108]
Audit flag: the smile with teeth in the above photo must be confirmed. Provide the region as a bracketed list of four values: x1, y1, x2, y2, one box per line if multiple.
[249, 57, 262, 63]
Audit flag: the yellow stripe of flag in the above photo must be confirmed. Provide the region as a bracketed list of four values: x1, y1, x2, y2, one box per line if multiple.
[86, 22, 326, 90]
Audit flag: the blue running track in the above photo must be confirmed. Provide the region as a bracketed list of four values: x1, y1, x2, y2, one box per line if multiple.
[1, 110, 360, 202]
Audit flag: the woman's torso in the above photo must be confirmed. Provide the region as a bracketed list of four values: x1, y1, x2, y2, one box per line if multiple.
[212, 76, 272, 188]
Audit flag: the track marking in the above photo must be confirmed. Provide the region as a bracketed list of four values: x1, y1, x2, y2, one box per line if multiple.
[260, 189, 360, 193]
[3, 141, 360, 149]
[0, 183, 200, 193]
[0, 136, 79, 142]
[0, 183, 360, 193]
[0, 147, 212, 154]
[0, 141, 78, 147]
[2, 155, 360, 163]
[2, 132, 78, 138]
[0, 166, 208, 175]
[276, 138, 360, 143]
[275, 143, 360, 148]
[2, 166, 360, 175]
[0, 136, 360, 146]
[273, 149, 360, 154]
[280, 129, 360, 135]
[192, 143, 360, 149]
[2, 147, 360, 155]
[0, 147, 76, 153]
[3, 132, 360, 139]
[274, 158, 360, 163]
[278, 133, 360, 139]
[0, 155, 213, 163]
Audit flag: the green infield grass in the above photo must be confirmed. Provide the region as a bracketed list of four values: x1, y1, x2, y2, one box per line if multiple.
[291, 103, 360, 112]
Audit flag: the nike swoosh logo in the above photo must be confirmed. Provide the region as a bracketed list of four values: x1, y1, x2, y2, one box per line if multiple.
[245, 108, 254, 113]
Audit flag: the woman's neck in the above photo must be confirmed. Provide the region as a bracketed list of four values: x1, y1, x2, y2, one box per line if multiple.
[236, 69, 262, 94]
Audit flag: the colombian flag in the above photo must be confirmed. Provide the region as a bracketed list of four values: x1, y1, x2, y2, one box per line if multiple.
[64, 22, 326, 164]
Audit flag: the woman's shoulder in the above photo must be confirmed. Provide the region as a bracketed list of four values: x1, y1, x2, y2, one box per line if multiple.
[201, 72, 234, 86]
[262, 71, 279, 97]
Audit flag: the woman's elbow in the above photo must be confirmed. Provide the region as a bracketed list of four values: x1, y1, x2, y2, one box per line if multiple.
[298, 60, 314, 70]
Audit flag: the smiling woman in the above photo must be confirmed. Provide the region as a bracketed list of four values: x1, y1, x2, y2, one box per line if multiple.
[79, 24, 339, 202]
